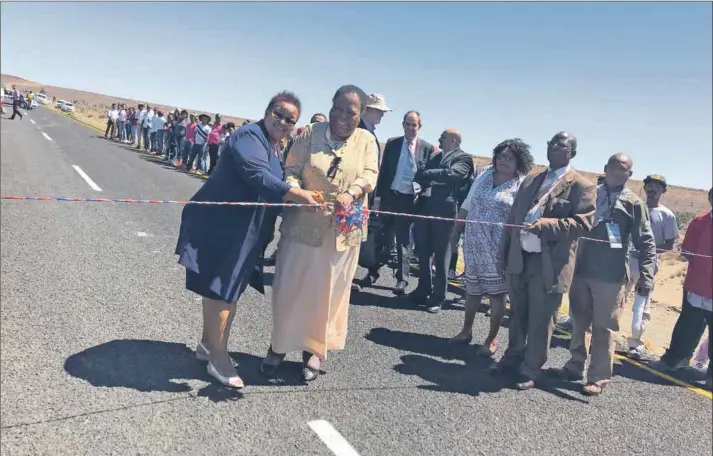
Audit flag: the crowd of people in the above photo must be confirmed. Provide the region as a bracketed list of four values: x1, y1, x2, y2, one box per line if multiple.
[102, 103, 241, 176]
[114, 84, 709, 395]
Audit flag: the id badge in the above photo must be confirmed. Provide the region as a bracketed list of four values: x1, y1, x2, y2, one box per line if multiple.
[606, 223, 623, 249]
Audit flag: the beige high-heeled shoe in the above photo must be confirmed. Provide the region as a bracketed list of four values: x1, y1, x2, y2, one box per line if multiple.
[196, 342, 238, 367]
[207, 362, 244, 389]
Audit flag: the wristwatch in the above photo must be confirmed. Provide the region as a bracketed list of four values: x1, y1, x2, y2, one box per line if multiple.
[346, 188, 359, 200]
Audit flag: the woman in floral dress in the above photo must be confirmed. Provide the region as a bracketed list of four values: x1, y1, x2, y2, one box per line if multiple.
[450, 139, 534, 356]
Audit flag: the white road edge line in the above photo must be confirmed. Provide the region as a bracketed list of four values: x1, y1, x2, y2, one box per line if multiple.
[41, 132, 52, 141]
[71, 165, 103, 192]
[30, 119, 36, 125]
[308, 420, 360, 456]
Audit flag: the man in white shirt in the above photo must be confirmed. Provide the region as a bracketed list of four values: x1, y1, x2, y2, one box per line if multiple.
[625, 173, 680, 359]
[105, 103, 119, 139]
[135, 104, 147, 149]
[142, 106, 155, 151]
[116, 105, 127, 142]
[151, 110, 167, 154]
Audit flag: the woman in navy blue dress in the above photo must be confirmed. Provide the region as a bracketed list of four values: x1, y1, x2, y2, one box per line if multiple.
[175, 91, 319, 388]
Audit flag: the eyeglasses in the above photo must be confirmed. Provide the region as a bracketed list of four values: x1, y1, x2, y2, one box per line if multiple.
[271, 109, 297, 126]
[327, 156, 342, 181]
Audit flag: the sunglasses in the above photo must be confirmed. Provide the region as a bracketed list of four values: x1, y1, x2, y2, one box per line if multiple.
[271, 109, 297, 126]
[327, 156, 342, 181]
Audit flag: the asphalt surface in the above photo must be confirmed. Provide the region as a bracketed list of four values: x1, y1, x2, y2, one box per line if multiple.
[1, 107, 711, 456]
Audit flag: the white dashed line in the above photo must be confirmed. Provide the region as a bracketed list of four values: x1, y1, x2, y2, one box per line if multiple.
[41, 132, 52, 141]
[136, 232, 148, 237]
[71, 165, 102, 192]
[308, 420, 360, 456]
[30, 119, 36, 125]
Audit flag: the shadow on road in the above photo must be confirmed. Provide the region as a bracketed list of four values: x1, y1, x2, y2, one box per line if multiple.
[366, 328, 588, 402]
[64, 339, 248, 403]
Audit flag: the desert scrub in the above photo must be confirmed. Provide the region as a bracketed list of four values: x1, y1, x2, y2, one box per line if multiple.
[675, 212, 696, 232]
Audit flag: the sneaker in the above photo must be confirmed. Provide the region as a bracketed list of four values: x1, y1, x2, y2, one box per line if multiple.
[628, 346, 644, 360]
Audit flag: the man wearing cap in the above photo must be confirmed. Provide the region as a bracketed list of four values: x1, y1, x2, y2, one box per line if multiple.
[359, 93, 391, 167]
[624, 174, 679, 359]
[353, 111, 436, 295]
[554, 153, 656, 396]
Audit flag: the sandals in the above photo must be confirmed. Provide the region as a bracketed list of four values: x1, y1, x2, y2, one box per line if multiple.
[259, 346, 286, 377]
[301, 351, 322, 382]
[581, 382, 605, 396]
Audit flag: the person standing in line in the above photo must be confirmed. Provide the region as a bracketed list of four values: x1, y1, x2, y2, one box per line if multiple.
[554, 153, 656, 396]
[654, 188, 712, 390]
[624, 173, 679, 359]
[134, 104, 146, 149]
[152, 111, 167, 155]
[492, 131, 595, 390]
[163, 113, 174, 160]
[143, 105, 155, 152]
[105, 103, 118, 138]
[410, 129, 474, 313]
[206, 114, 223, 176]
[126, 107, 135, 143]
[449, 139, 533, 356]
[117, 104, 127, 142]
[186, 114, 212, 174]
[173, 110, 188, 167]
[9, 85, 23, 120]
[183, 113, 198, 169]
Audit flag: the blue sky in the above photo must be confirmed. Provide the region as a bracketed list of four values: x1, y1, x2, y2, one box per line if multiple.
[2, 2, 711, 189]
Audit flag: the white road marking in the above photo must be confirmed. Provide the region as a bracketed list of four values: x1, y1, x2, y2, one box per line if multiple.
[71, 165, 102, 192]
[308, 420, 360, 456]
[30, 119, 36, 125]
[136, 232, 148, 237]
[41, 132, 52, 141]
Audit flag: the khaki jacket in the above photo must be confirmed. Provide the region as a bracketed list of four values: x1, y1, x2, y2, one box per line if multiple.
[498, 167, 596, 294]
[280, 122, 379, 251]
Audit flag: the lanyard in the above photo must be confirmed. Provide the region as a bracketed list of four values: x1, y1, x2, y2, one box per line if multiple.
[603, 186, 622, 223]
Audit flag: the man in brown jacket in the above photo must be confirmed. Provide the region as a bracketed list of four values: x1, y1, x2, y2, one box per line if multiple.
[493, 131, 596, 390]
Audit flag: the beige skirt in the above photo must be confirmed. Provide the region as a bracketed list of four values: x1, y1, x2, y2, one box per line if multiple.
[270, 230, 360, 359]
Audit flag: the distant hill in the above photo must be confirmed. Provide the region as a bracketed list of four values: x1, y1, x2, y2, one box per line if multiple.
[2, 73, 709, 215]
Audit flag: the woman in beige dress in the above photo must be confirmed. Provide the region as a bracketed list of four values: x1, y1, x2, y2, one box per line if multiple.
[261, 85, 379, 381]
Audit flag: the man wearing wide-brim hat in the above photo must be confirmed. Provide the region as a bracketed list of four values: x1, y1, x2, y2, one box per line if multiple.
[359, 93, 392, 167]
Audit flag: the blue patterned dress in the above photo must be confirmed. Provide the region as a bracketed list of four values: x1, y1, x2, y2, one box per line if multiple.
[463, 166, 523, 296]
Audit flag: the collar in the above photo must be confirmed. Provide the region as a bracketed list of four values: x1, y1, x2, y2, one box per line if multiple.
[547, 164, 572, 178]
[361, 119, 375, 133]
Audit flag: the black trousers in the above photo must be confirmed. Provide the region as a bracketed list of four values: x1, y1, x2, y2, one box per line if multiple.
[413, 201, 457, 302]
[207, 143, 220, 175]
[105, 119, 115, 138]
[10, 101, 23, 120]
[375, 190, 416, 281]
[661, 292, 711, 371]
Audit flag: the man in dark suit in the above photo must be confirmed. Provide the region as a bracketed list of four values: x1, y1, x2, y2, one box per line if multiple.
[493, 131, 596, 390]
[410, 129, 474, 313]
[354, 111, 435, 295]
